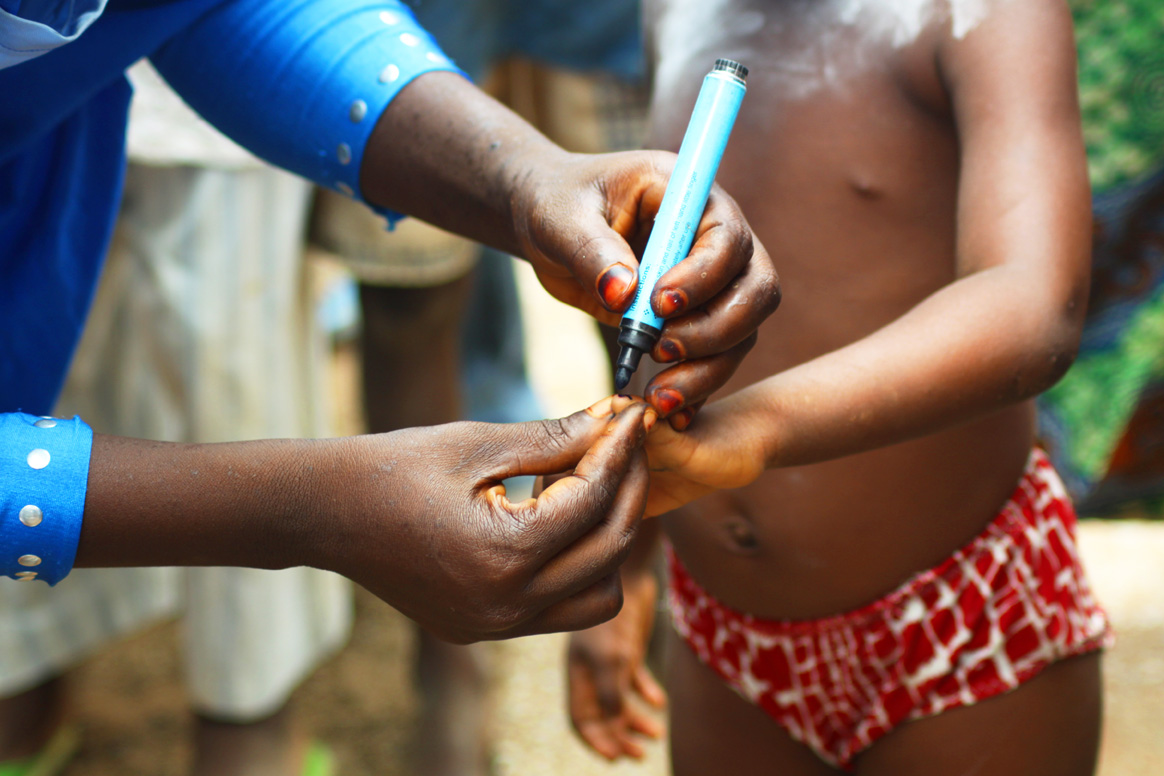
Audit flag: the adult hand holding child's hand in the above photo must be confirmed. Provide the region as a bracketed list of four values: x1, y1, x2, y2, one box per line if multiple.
[324, 399, 655, 644]
[80, 399, 657, 645]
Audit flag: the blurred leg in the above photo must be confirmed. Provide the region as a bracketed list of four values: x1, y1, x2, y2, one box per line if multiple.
[0, 678, 66, 761]
[94, 164, 347, 776]
[359, 277, 492, 776]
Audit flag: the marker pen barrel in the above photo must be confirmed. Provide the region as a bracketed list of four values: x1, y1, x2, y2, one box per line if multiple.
[613, 58, 748, 390]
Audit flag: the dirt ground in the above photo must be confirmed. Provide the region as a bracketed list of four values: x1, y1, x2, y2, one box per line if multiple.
[51, 262, 1164, 775]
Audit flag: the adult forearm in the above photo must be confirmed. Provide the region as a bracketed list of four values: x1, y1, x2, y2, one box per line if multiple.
[360, 71, 566, 258]
[76, 435, 334, 570]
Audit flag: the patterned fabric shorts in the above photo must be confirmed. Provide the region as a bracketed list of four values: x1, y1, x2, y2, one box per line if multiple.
[667, 449, 1114, 770]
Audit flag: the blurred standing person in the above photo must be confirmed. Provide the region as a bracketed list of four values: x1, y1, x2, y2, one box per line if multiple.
[1039, 1, 1164, 512]
[0, 61, 347, 776]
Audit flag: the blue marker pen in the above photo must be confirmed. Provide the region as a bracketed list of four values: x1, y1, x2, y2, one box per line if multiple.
[613, 58, 748, 390]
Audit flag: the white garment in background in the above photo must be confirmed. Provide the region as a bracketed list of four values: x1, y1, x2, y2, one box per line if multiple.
[0, 67, 351, 720]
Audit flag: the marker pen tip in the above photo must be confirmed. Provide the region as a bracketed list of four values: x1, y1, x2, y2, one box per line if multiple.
[613, 367, 633, 391]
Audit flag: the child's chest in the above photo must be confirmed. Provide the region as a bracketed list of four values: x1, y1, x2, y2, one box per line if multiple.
[648, 0, 960, 233]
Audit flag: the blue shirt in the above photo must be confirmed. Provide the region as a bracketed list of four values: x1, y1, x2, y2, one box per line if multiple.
[0, 0, 462, 581]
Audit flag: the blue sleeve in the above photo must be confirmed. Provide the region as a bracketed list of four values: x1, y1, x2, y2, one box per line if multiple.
[1, 413, 92, 585]
[151, 0, 466, 223]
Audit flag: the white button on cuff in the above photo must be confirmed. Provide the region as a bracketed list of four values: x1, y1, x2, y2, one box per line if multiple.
[19, 505, 42, 527]
[350, 99, 367, 123]
[15, 571, 37, 581]
[18, 555, 41, 567]
[27, 449, 50, 469]
[399, 32, 420, 47]
[379, 64, 400, 84]
[337, 143, 352, 165]
[337, 182, 354, 197]
[379, 10, 399, 24]
[34, 418, 56, 429]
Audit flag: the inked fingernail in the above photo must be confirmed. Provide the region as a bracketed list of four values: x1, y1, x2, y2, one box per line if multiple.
[650, 388, 684, 416]
[671, 408, 695, 431]
[655, 288, 688, 317]
[596, 263, 636, 310]
[657, 338, 683, 362]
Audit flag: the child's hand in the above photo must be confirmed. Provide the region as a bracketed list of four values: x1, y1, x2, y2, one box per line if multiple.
[567, 569, 666, 760]
[630, 396, 769, 517]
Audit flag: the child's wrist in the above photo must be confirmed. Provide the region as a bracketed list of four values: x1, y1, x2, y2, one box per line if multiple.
[714, 388, 781, 472]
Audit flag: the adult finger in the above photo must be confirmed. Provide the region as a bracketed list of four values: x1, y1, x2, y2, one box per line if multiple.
[505, 403, 649, 561]
[484, 397, 618, 481]
[534, 194, 646, 315]
[650, 244, 779, 363]
[644, 333, 756, 418]
[648, 189, 759, 318]
[523, 446, 649, 600]
[500, 570, 625, 638]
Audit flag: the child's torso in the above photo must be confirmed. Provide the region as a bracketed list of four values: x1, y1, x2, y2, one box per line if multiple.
[648, 0, 1037, 619]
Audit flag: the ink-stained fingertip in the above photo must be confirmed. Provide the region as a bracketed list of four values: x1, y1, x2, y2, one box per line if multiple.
[610, 394, 638, 413]
[653, 287, 688, 317]
[647, 387, 684, 417]
[596, 263, 637, 312]
[655, 338, 683, 363]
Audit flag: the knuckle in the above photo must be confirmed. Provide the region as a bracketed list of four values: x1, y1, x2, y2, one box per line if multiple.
[733, 223, 755, 260]
[756, 267, 782, 314]
[468, 601, 524, 635]
[532, 417, 575, 455]
[593, 579, 625, 625]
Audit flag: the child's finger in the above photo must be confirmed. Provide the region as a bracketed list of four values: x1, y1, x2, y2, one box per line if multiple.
[643, 413, 702, 472]
[633, 663, 668, 709]
[568, 661, 624, 759]
[577, 719, 625, 761]
[626, 707, 664, 740]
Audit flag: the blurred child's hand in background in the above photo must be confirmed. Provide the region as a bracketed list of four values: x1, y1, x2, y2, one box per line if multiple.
[567, 566, 665, 760]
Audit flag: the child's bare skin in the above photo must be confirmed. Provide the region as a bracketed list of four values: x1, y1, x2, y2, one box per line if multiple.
[570, 1, 1100, 773]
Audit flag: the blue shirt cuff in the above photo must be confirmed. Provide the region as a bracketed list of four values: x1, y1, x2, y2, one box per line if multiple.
[150, 0, 467, 227]
[1, 412, 92, 585]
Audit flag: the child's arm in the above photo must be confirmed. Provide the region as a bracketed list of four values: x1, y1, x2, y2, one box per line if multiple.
[643, 0, 1090, 509]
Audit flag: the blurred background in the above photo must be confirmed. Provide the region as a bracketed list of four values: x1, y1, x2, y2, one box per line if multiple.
[7, 1, 1164, 774]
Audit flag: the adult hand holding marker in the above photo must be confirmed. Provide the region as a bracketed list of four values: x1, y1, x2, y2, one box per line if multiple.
[510, 59, 778, 426]
[615, 59, 753, 393]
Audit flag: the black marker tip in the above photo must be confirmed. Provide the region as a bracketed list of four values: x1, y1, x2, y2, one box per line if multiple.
[613, 367, 633, 391]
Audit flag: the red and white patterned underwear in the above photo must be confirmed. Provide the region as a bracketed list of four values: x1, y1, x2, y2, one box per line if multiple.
[667, 449, 1113, 771]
